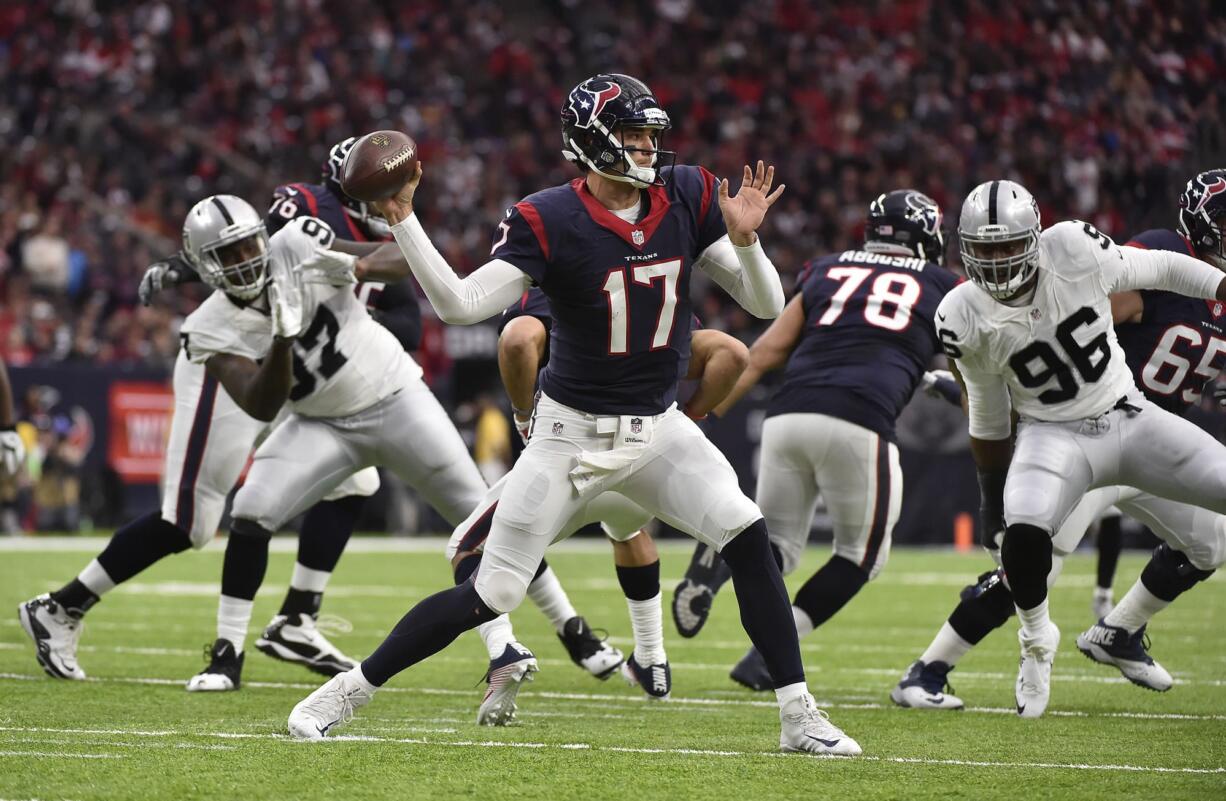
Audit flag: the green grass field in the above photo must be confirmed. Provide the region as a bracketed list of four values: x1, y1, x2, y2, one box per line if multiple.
[1, 538, 1223, 801]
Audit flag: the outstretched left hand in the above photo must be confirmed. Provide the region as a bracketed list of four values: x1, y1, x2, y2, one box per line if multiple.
[718, 161, 785, 247]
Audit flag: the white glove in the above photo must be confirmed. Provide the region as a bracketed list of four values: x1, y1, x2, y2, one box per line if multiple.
[920, 369, 955, 398]
[0, 429, 25, 477]
[298, 247, 358, 286]
[269, 268, 305, 339]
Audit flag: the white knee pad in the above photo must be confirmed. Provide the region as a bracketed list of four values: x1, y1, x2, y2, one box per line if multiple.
[474, 569, 529, 616]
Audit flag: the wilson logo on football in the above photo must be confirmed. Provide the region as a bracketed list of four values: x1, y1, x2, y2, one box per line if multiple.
[370, 133, 391, 147]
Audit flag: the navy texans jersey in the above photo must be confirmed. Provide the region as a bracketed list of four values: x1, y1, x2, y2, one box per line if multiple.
[491, 165, 725, 414]
[767, 249, 961, 441]
[267, 182, 421, 351]
[1118, 228, 1226, 415]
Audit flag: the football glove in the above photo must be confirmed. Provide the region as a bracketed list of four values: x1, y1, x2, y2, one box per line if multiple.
[0, 427, 25, 477]
[269, 265, 305, 339]
[298, 247, 358, 286]
[138, 252, 196, 305]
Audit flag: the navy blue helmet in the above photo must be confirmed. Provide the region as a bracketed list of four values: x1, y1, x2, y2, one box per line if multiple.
[1178, 168, 1226, 270]
[865, 189, 946, 264]
[561, 74, 675, 188]
[321, 137, 390, 237]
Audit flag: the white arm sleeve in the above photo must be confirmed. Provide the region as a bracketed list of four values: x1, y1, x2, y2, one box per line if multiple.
[959, 359, 1013, 440]
[1107, 245, 1223, 299]
[694, 235, 785, 319]
[390, 214, 530, 324]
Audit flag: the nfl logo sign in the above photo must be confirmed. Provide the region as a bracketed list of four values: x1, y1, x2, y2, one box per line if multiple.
[630, 417, 643, 434]
[552, 421, 564, 436]
[632, 229, 645, 245]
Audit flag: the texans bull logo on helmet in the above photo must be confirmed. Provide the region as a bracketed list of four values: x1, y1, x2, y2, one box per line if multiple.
[1183, 175, 1226, 215]
[903, 191, 943, 238]
[567, 80, 623, 130]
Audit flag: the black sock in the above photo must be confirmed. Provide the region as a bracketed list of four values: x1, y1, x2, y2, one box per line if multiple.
[769, 542, 785, 571]
[1096, 516, 1122, 590]
[453, 552, 483, 585]
[55, 512, 193, 615]
[278, 497, 363, 617]
[221, 520, 271, 601]
[719, 519, 804, 688]
[616, 560, 660, 602]
[1000, 523, 1052, 610]
[49, 579, 99, 616]
[360, 581, 498, 686]
[949, 571, 1015, 644]
[790, 555, 869, 631]
[1139, 544, 1215, 602]
[96, 511, 192, 585]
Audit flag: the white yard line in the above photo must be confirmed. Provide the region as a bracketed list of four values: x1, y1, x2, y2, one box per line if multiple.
[0, 724, 1218, 775]
[0, 750, 124, 760]
[1, 672, 1223, 721]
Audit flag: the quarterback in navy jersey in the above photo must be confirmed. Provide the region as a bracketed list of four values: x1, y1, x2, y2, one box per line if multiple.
[893, 170, 1226, 711]
[289, 73, 862, 756]
[674, 190, 959, 691]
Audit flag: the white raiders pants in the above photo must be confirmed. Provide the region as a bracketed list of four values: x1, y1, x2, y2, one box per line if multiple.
[446, 473, 652, 560]
[230, 377, 487, 532]
[755, 413, 902, 579]
[1007, 393, 1226, 571]
[161, 357, 384, 547]
[473, 393, 762, 614]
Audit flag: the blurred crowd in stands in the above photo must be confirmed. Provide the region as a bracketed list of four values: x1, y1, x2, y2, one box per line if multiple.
[3, 0, 1225, 369]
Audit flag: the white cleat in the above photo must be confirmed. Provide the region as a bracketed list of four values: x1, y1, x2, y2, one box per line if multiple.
[477, 643, 538, 726]
[18, 594, 86, 680]
[256, 613, 358, 677]
[1015, 623, 1060, 718]
[288, 669, 374, 740]
[779, 692, 862, 756]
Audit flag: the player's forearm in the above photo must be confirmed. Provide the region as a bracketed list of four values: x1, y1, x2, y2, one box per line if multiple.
[389, 215, 527, 324]
[686, 337, 749, 419]
[697, 236, 785, 319]
[1116, 247, 1224, 300]
[711, 362, 763, 418]
[207, 341, 294, 422]
[344, 241, 410, 282]
[499, 341, 541, 414]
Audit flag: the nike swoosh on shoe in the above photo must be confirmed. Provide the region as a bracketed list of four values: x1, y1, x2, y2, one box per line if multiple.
[806, 734, 841, 748]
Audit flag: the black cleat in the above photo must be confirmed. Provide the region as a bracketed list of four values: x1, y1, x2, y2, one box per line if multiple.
[671, 543, 732, 638]
[729, 645, 773, 691]
[557, 616, 624, 679]
[185, 638, 245, 692]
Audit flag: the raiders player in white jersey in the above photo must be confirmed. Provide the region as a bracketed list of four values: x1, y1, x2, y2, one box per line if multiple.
[17, 195, 369, 680]
[185, 213, 488, 691]
[938, 179, 1226, 717]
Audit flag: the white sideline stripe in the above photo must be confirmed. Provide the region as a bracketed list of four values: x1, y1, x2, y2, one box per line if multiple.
[1, 673, 1223, 722]
[0, 725, 1219, 774]
[0, 750, 123, 760]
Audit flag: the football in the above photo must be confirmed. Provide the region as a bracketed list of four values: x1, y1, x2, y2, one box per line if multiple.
[339, 130, 418, 203]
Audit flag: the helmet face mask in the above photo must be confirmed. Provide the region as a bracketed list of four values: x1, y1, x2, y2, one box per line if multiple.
[1178, 169, 1226, 271]
[561, 74, 676, 188]
[183, 195, 270, 301]
[958, 180, 1042, 305]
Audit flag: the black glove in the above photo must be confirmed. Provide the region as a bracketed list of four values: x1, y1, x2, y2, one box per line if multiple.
[138, 252, 197, 305]
[977, 468, 1008, 551]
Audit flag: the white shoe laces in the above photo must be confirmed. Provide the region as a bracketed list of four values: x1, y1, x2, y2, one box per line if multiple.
[301, 679, 365, 729]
